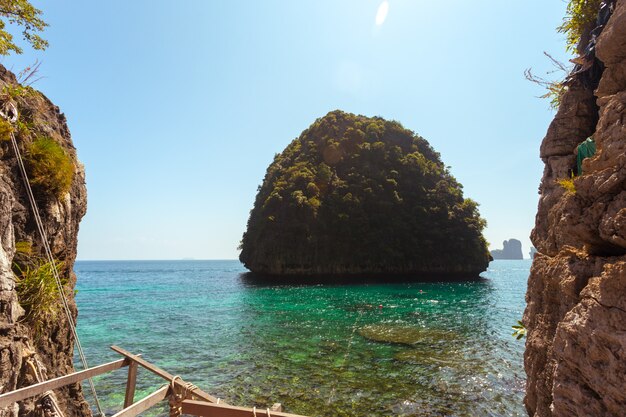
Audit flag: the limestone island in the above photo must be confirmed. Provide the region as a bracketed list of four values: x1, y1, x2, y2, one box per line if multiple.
[239, 110, 491, 277]
[490, 238, 524, 260]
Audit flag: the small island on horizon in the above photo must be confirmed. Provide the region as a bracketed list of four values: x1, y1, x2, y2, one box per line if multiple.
[490, 238, 524, 260]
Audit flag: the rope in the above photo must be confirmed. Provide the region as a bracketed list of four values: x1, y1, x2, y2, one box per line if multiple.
[26, 357, 66, 417]
[326, 308, 365, 405]
[168, 376, 198, 417]
[5, 103, 103, 416]
[253, 406, 272, 417]
[39, 392, 66, 417]
[26, 358, 45, 382]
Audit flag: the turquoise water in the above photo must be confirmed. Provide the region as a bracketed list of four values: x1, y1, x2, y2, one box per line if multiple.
[74, 260, 529, 416]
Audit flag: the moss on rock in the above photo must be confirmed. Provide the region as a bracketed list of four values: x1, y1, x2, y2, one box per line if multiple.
[24, 136, 74, 199]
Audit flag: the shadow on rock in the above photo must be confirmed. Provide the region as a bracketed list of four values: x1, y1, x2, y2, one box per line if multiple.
[238, 272, 489, 287]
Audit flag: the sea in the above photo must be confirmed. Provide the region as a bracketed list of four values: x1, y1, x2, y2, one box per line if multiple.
[73, 259, 530, 417]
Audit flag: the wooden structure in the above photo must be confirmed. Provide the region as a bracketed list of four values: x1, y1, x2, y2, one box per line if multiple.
[0, 346, 309, 417]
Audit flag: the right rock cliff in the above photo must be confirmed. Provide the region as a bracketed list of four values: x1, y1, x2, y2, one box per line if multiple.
[524, 1, 626, 416]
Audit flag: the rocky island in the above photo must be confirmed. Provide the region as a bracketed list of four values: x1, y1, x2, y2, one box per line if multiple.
[490, 239, 524, 260]
[240, 110, 490, 277]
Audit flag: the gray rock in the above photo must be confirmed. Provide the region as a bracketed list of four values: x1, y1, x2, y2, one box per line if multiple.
[490, 239, 523, 260]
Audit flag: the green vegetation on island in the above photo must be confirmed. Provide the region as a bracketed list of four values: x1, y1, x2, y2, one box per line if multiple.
[240, 110, 490, 276]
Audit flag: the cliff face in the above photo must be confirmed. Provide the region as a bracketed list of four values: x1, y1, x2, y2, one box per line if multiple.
[0, 66, 89, 416]
[240, 110, 490, 276]
[524, 2, 626, 416]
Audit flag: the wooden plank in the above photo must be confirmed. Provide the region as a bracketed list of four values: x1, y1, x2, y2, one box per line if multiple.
[110, 346, 219, 404]
[0, 358, 129, 408]
[111, 385, 169, 417]
[123, 361, 138, 408]
[182, 400, 310, 417]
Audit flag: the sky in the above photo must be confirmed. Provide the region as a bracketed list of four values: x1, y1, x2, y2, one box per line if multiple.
[4, 0, 572, 260]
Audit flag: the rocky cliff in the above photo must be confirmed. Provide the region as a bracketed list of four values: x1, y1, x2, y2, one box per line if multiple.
[240, 110, 490, 277]
[524, 1, 626, 415]
[490, 239, 524, 260]
[0, 66, 89, 416]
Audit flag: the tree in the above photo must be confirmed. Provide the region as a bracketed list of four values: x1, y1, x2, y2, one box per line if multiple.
[0, 0, 47, 56]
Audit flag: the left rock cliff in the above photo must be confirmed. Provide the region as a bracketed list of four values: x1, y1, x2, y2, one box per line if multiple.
[0, 65, 90, 417]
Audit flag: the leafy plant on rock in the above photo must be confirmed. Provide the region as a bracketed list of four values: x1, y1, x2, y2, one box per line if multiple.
[557, 178, 576, 194]
[512, 321, 527, 340]
[558, 0, 603, 53]
[524, 53, 570, 111]
[0, 115, 13, 140]
[24, 137, 74, 199]
[14, 258, 66, 337]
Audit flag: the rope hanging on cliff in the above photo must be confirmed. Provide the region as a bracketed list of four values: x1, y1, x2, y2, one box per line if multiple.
[4, 102, 104, 417]
[26, 357, 67, 417]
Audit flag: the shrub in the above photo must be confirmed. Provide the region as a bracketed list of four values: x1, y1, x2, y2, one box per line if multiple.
[511, 321, 527, 340]
[558, 0, 603, 53]
[24, 137, 74, 198]
[14, 240, 33, 264]
[14, 258, 66, 336]
[15, 120, 33, 138]
[15, 240, 32, 256]
[0, 117, 13, 141]
[557, 178, 576, 194]
[524, 53, 570, 111]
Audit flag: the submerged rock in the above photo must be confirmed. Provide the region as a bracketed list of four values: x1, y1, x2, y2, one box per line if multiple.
[358, 324, 458, 346]
[240, 110, 490, 277]
[393, 348, 461, 365]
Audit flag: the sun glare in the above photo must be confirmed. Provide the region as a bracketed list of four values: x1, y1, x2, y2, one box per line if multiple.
[375, 1, 389, 26]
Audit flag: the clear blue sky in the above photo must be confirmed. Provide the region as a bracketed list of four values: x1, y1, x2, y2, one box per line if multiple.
[5, 1, 571, 260]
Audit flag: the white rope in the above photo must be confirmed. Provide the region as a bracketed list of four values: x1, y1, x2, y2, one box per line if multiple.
[326, 308, 365, 405]
[26, 358, 67, 417]
[8, 119, 104, 416]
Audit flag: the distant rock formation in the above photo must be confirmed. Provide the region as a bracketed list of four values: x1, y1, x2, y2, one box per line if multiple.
[240, 110, 491, 277]
[525, 2, 626, 416]
[490, 239, 523, 260]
